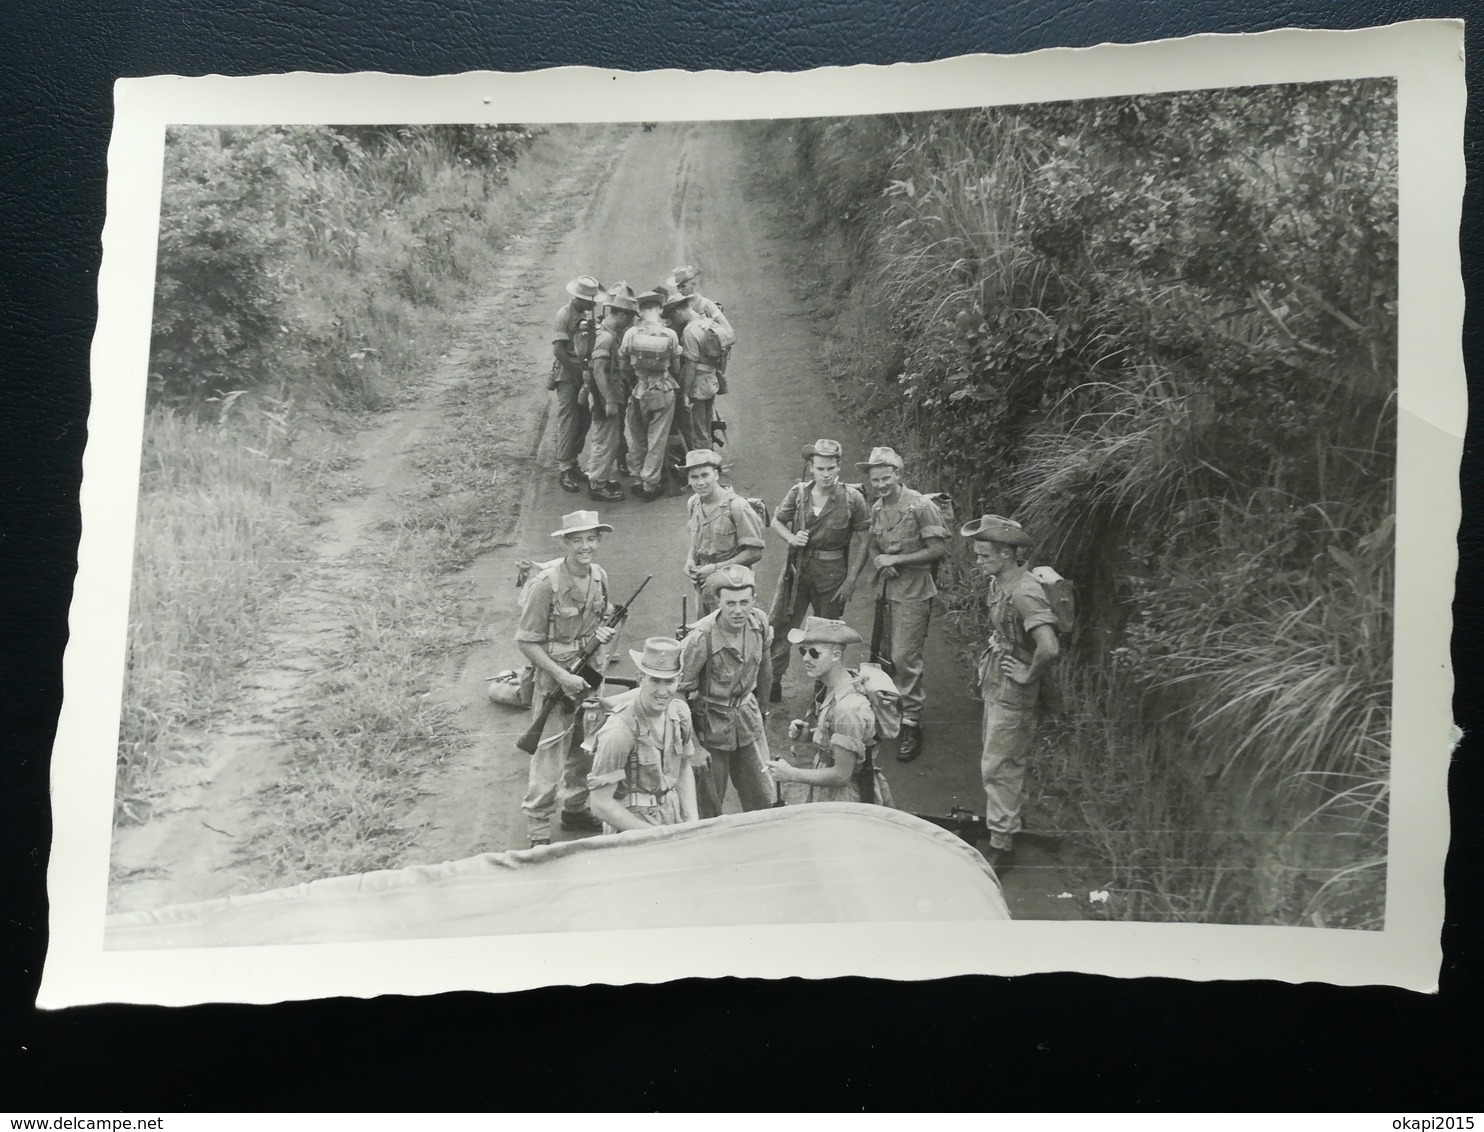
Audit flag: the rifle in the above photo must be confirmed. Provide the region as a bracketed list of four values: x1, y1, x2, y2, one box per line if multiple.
[870, 593, 897, 678]
[514, 573, 651, 755]
[676, 596, 689, 641]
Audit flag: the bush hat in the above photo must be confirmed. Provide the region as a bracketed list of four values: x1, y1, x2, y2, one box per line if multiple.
[961, 514, 1035, 548]
[635, 289, 664, 308]
[607, 280, 636, 299]
[670, 264, 701, 286]
[566, 275, 603, 301]
[551, 509, 614, 538]
[676, 448, 724, 472]
[602, 290, 639, 315]
[855, 446, 905, 470]
[661, 290, 692, 311]
[629, 637, 684, 679]
[703, 564, 757, 597]
[803, 438, 844, 460]
[787, 616, 864, 647]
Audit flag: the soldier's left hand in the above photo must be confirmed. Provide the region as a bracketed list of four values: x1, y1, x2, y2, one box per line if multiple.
[1001, 656, 1032, 684]
[873, 553, 898, 575]
[594, 626, 617, 645]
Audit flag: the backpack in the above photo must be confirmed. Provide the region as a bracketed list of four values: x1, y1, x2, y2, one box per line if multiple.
[851, 663, 903, 743]
[1029, 566, 1077, 639]
[744, 496, 770, 528]
[694, 316, 735, 367]
[629, 328, 671, 377]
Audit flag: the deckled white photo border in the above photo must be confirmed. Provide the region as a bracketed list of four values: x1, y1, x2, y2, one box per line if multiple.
[41, 20, 1465, 1006]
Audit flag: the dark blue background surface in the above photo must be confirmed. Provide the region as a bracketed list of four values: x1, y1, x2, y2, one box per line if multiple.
[0, 0, 1476, 1109]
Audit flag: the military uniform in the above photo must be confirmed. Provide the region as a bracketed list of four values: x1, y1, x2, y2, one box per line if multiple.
[619, 309, 682, 495]
[676, 314, 724, 452]
[686, 486, 766, 609]
[582, 305, 631, 497]
[866, 487, 948, 729]
[978, 565, 1058, 852]
[516, 556, 612, 841]
[768, 479, 871, 682]
[551, 278, 601, 484]
[586, 688, 703, 832]
[679, 593, 774, 818]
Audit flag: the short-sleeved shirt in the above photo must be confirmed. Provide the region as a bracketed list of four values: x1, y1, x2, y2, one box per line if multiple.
[587, 691, 701, 818]
[619, 322, 681, 393]
[869, 487, 949, 602]
[515, 559, 611, 698]
[688, 292, 730, 331]
[591, 320, 624, 397]
[679, 608, 772, 750]
[982, 566, 1059, 703]
[800, 686, 877, 804]
[679, 320, 722, 400]
[687, 488, 766, 566]
[774, 481, 871, 554]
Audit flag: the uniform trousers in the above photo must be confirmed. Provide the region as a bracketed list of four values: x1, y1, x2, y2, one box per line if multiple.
[678, 396, 716, 453]
[624, 389, 677, 491]
[884, 597, 931, 726]
[520, 686, 592, 839]
[694, 741, 774, 818]
[583, 399, 625, 484]
[769, 559, 849, 681]
[979, 691, 1041, 851]
[554, 374, 591, 472]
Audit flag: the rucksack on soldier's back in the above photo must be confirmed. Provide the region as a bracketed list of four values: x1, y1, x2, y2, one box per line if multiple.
[695, 316, 735, 367]
[1029, 565, 1076, 639]
[630, 328, 671, 376]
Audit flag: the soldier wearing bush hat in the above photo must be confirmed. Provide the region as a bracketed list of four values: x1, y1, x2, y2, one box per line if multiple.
[552, 275, 605, 494]
[678, 563, 776, 818]
[515, 509, 618, 847]
[963, 513, 1061, 864]
[585, 637, 704, 833]
[859, 445, 948, 761]
[619, 291, 683, 501]
[767, 438, 872, 703]
[667, 263, 733, 334]
[766, 616, 885, 806]
[664, 289, 727, 454]
[680, 449, 765, 613]
[582, 289, 639, 504]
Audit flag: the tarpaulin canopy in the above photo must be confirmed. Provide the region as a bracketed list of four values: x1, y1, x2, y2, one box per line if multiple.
[105, 804, 1009, 950]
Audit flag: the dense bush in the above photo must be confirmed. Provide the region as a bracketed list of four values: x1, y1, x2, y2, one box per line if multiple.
[776, 80, 1396, 926]
[150, 124, 536, 407]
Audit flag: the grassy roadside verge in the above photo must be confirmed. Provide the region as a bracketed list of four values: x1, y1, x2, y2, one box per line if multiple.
[118, 126, 609, 831]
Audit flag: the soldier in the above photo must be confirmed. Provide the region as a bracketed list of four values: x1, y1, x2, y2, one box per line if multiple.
[679, 449, 765, 612]
[678, 564, 775, 818]
[619, 291, 683, 502]
[962, 514, 1060, 865]
[857, 446, 948, 762]
[582, 288, 637, 504]
[765, 617, 882, 804]
[586, 637, 703, 832]
[515, 510, 618, 847]
[552, 275, 603, 494]
[666, 263, 732, 333]
[603, 281, 637, 478]
[766, 439, 872, 703]
[662, 290, 728, 454]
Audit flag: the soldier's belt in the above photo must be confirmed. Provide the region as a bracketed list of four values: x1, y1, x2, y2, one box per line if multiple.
[801, 547, 846, 560]
[624, 789, 670, 807]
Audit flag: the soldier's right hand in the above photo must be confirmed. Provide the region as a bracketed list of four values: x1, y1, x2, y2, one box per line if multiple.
[789, 530, 810, 548]
[788, 719, 809, 739]
[558, 670, 591, 697]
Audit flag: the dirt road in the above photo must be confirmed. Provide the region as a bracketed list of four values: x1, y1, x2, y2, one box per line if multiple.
[110, 122, 1081, 920]
[413, 122, 1080, 919]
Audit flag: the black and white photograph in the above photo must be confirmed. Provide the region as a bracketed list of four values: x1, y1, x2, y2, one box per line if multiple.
[41, 24, 1462, 1005]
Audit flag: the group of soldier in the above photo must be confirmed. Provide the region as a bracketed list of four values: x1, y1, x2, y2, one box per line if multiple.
[509, 269, 1064, 870]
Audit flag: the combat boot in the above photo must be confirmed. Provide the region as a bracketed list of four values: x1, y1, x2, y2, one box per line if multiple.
[588, 480, 624, 503]
[896, 721, 923, 762]
[559, 468, 583, 493]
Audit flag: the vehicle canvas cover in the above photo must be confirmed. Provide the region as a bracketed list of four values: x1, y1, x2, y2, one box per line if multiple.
[104, 805, 1009, 948]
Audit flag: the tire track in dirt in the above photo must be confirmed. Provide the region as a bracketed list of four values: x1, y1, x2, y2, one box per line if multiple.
[107, 127, 632, 914]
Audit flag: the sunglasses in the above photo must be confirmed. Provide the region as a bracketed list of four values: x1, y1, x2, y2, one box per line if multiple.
[797, 646, 827, 659]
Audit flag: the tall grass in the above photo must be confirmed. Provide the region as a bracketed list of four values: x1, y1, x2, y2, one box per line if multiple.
[755, 83, 1396, 926]
[117, 393, 341, 819]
